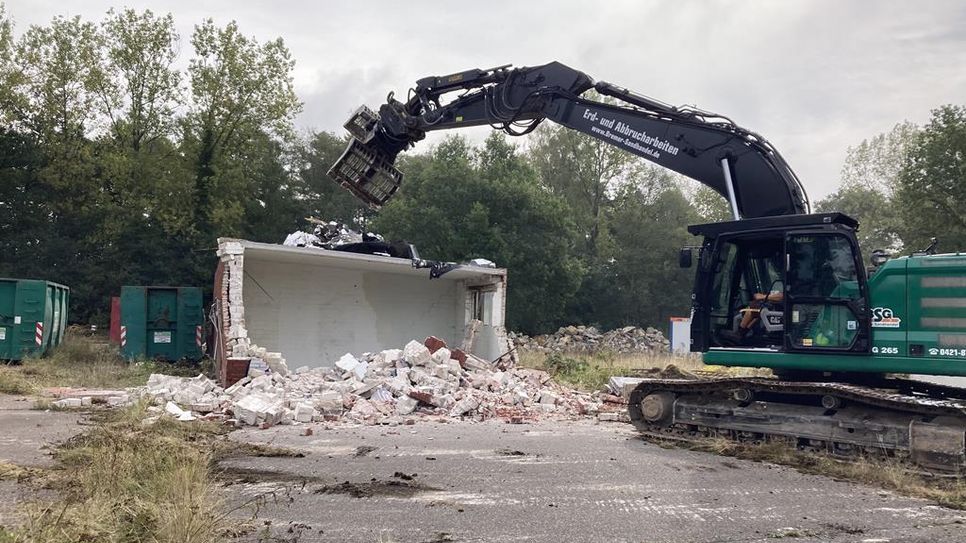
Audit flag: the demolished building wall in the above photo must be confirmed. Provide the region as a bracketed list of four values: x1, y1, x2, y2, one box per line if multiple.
[213, 239, 512, 385]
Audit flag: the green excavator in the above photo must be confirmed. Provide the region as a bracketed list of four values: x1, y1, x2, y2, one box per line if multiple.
[327, 61, 966, 473]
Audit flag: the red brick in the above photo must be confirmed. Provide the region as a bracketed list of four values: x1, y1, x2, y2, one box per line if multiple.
[223, 358, 251, 387]
[424, 336, 448, 354]
[450, 348, 468, 366]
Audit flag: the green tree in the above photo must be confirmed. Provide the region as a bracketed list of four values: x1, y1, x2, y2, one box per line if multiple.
[296, 131, 370, 226]
[567, 171, 695, 329]
[816, 122, 918, 253]
[1, 10, 306, 322]
[184, 19, 301, 237]
[609, 184, 696, 326]
[235, 132, 304, 242]
[896, 105, 966, 251]
[9, 14, 113, 319]
[528, 115, 637, 256]
[0, 129, 50, 274]
[15, 15, 99, 141]
[840, 121, 918, 194]
[0, 4, 24, 124]
[93, 8, 182, 151]
[815, 185, 901, 253]
[690, 185, 733, 223]
[84, 9, 194, 313]
[373, 134, 584, 334]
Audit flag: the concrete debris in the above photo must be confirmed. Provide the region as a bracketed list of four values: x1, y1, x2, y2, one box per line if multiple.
[107, 395, 130, 406]
[597, 411, 630, 423]
[395, 395, 418, 416]
[52, 397, 83, 409]
[135, 335, 602, 428]
[607, 376, 645, 400]
[165, 401, 196, 421]
[284, 220, 367, 249]
[403, 340, 431, 366]
[336, 353, 360, 372]
[468, 258, 496, 268]
[246, 344, 290, 377]
[510, 325, 669, 355]
[283, 231, 322, 247]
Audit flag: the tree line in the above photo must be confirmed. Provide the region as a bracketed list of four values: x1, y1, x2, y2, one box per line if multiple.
[1, 7, 963, 334]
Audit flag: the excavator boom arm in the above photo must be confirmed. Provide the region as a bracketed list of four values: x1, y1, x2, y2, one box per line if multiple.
[329, 61, 809, 218]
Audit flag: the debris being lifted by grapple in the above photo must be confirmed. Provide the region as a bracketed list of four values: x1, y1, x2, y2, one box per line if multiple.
[327, 139, 402, 210]
[327, 107, 403, 209]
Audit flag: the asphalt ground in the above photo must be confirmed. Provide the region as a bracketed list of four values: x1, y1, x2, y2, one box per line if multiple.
[220, 418, 966, 543]
[0, 394, 84, 530]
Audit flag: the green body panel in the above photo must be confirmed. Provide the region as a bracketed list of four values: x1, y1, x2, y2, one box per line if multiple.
[0, 278, 70, 361]
[704, 350, 966, 376]
[120, 286, 204, 361]
[708, 253, 966, 376]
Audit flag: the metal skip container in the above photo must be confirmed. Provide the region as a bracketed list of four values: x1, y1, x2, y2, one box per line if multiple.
[0, 278, 70, 361]
[120, 286, 205, 361]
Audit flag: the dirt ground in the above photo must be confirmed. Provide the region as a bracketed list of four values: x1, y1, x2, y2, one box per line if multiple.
[0, 394, 85, 529]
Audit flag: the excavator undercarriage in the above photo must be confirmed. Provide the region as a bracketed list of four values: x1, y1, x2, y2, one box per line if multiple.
[627, 376, 966, 474]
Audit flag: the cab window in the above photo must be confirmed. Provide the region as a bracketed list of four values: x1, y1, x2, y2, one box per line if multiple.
[786, 234, 862, 349]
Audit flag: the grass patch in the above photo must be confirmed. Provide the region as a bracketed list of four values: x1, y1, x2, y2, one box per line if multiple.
[518, 349, 767, 391]
[0, 335, 199, 395]
[0, 460, 30, 482]
[229, 442, 306, 459]
[684, 437, 966, 510]
[9, 400, 239, 542]
[0, 371, 37, 395]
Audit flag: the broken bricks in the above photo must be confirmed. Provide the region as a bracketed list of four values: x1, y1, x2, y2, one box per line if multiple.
[402, 340, 431, 366]
[138, 335, 603, 429]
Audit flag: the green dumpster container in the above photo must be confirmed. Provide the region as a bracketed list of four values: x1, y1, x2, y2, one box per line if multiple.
[0, 278, 70, 361]
[120, 286, 205, 361]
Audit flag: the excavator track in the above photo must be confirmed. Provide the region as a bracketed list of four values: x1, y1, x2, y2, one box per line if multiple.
[627, 377, 966, 474]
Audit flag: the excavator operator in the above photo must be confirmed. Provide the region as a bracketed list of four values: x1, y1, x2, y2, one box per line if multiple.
[727, 287, 784, 343]
[721, 253, 785, 344]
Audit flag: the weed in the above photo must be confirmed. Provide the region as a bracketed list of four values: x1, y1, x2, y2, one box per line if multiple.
[0, 370, 37, 395]
[518, 348, 772, 392]
[521, 350, 722, 391]
[768, 527, 810, 538]
[0, 460, 27, 481]
[10, 402, 234, 542]
[1, 336, 201, 397]
[544, 353, 589, 375]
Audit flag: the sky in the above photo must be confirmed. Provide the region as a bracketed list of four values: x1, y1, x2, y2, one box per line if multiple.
[6, 0, 966, 200]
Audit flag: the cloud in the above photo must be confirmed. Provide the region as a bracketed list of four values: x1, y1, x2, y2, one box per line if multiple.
[6, 0, 965, 199]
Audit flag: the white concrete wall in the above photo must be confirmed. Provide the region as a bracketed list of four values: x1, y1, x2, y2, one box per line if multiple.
[242, 254, 474, 369]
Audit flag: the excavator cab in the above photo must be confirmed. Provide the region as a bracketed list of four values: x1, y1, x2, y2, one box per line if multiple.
[688, 213, 871, 356]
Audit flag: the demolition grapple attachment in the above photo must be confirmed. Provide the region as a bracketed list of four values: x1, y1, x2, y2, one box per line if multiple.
[327, 106, 405, 209]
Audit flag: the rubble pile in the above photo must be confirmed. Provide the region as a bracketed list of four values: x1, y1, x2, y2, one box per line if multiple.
[141, 336, 601, 428]
[510, 325, 669, 354]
